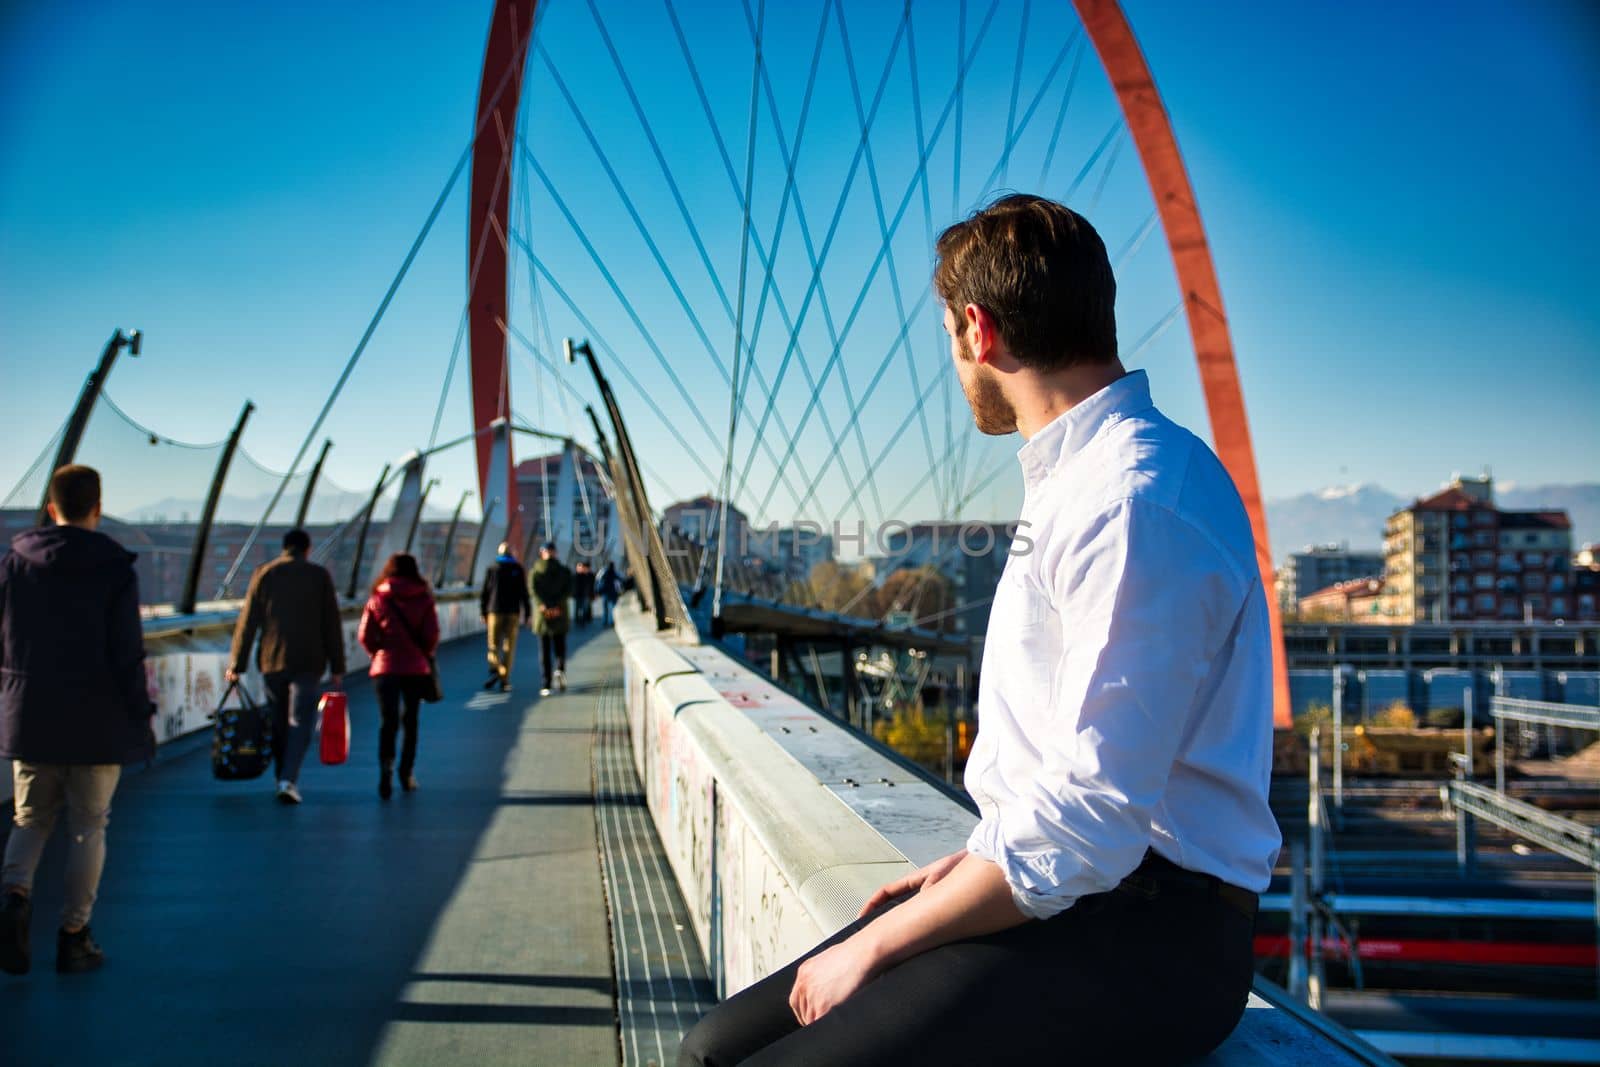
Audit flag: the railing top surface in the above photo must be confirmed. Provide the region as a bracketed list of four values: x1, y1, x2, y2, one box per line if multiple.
[136, 587, 480, 641]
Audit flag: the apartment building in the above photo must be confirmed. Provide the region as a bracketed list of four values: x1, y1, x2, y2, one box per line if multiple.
[1381, 476, 1575, 623]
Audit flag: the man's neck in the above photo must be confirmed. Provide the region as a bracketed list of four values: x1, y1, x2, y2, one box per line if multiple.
[1012, 359, 1129, 441]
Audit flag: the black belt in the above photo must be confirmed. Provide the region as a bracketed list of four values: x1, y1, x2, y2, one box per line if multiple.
[1115, 850, 1258, 920]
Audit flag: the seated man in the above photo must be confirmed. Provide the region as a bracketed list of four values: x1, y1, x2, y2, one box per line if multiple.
[679, 195, 1280, 1066]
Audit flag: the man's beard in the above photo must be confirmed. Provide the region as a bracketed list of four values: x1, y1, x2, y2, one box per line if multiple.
[958, 335, 1017, 435]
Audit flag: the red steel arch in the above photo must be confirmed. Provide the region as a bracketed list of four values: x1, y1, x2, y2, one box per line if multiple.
[469, 0, 538, 553]
[1072, 0, 1291, 726]
[469, 0, 1289, 724]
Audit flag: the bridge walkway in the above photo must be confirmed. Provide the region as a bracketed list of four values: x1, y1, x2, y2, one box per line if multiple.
[0, 628, 711, 1066]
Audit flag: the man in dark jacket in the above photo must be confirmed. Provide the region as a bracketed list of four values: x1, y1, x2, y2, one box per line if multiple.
[0, 465, 155, 976]
[479, 542, 530, 692]
[530, 542, 573, 695]
[596, 560, 624, 626]
[227, 528, 345, 805]
[572, 561, 596, 627]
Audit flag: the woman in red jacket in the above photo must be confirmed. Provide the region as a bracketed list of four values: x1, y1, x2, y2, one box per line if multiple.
[357, 554, 439, 799]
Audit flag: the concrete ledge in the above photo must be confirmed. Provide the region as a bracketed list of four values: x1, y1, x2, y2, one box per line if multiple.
[615, 603, 1397, 1064]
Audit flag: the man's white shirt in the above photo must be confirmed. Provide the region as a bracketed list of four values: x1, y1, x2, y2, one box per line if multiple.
[964, 370, 1281, 920]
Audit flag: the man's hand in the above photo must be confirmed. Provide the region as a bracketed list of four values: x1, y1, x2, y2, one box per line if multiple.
[789, 934, 883, 1026]
[329, 673, 343, 690]
[225, 669, 240, 684]
[858, 849, 967, 918]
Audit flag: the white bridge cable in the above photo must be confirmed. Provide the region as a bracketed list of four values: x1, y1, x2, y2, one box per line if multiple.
[733, 0, 896, 514]
[514, 150, 722, 451]
[735, 0, 1004, 515]
[802, 3, 1081, 523]
[515, 87, 835, 515]
[710, 0, 908, 521]
[826, 0, 926, 522]
[502, 260, 720, 495]
[713, 0, 766, 616]
[567, 2, 853, 509]
[998, 0, 1033, 187]
[900, 6, 951, 518]
[750, 0, 1026, 520]
[498, 315, 706, 508]
[732, 1, 997, 514]
[1037, 33, 1090, 187]
[216, 49, 527, 598]
[512, 147, 816, 515]
[428, 104, 518, 452]
[831, 340, 952, 523]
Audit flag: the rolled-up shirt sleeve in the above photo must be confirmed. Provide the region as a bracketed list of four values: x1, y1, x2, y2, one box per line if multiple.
[966, 496, 1244, 919]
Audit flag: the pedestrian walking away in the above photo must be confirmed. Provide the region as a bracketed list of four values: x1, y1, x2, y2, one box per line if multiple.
[595, 559, 623, 627]
[359, 554, 440, 799]
[227, 528, 347, 805]
[529, 542, 572, 695]
[0, 465, 156, 976]
[479, 542, 530, 691]
[680, 195, 1280, 1066]
[572, 560, 596, 627]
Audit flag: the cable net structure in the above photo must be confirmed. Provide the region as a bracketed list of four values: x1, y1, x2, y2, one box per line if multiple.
[464, 0, 1288, 720]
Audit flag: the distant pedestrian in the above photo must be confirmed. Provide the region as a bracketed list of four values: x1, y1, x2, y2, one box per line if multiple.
[596, 560, 623, 626]
[572, 561, 596, 627]
[479, 542, 530, 691]
[227, 528, 346, 805]
[358, 554, 439, 799]
[0, 465, 155, 975]
[530, 542, 572, 695]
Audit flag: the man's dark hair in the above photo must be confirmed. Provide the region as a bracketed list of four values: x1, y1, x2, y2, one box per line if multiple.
[933, 193, 1118, 370]
[48, 464, 101, 523]
[282, 529, 311, 555]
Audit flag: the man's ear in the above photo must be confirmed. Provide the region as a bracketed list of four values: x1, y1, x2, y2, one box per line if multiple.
[45, 502, 61, 525]
[964, 303, 1000, 364]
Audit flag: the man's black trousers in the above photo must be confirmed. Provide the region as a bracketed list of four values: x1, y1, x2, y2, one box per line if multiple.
[679, 855, 1257, 1066]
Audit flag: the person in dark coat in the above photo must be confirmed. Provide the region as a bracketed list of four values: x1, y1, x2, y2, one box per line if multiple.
[478, 542, 530, 691]
[529, 543, 573, 695]
[596, 560, 623, 626]
[0, 465, 155, 976]
[358, 554, 439, 799]
[227, 528, 346, 805]
[572, 561, 596, 627]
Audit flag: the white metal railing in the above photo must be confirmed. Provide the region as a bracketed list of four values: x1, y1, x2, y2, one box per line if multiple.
[1445, 781, 1600, 874]
[1490, 696, 1600, 732]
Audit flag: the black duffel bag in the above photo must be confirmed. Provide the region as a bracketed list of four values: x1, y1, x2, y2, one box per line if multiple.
[211, 680, 275, 781]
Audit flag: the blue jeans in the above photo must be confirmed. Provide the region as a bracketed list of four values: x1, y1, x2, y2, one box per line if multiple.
[603, 596, 618, 625]
[264, 671, 321, 784]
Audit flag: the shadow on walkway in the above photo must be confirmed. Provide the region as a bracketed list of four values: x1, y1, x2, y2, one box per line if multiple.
[0, 625, 618, 1066]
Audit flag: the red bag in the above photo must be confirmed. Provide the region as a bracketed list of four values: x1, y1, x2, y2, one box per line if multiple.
[318, 691, 350, 765]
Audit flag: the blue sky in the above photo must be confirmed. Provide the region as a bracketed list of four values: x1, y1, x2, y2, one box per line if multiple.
[2, 0, 1596, 544]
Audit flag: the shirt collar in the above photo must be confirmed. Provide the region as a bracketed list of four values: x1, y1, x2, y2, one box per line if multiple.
[1016, 370, 1154, 490]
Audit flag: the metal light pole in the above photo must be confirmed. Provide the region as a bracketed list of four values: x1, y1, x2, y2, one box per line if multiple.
[39, 328, 142, 523]
[435, 490, 471, 587]
[1333, 667, 1345, 824]
[294, 438, 334, 529]
[179, 401, 254, 615]
[1307, 727, 1325, 1010]
[406, 478, 442, 554]
[346, 464, 391, 599]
